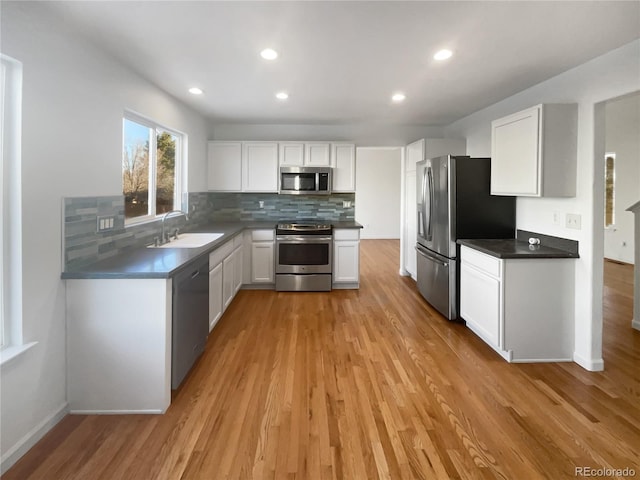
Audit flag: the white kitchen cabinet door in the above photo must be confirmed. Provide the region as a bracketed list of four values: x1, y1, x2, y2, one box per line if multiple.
[460, 262, 502, 350]
[333, 230, 360, 286]
[333, 241, 359, 284]
[208, 142, 242, 191]
[222, 255, 235, 310]
[242, 142, 279, 192]
[251, 242, 274, 283]
[491, 107, 540, 196]
[491, 104, 577, 197]
[331, 143, 356, 192]
[305, 143, 331, 166]
[278, 142, 305, 166]
[208, 262, 223, 332]
[232, 245, 243, 294]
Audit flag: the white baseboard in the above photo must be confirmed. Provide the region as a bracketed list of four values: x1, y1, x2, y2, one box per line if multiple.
[573, 353, 605, 372]
[632, 319, 640, 331]
[1, 402, 68, 474]
[68, 408, 164, 414]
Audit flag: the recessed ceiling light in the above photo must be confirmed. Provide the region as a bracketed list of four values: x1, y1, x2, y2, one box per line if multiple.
[391, 92, 406, 103]
[260, 48, 278, 60]
[188, 87, 203, 95]
[434, 49, 453, 61]
[275, 92, 289, 100]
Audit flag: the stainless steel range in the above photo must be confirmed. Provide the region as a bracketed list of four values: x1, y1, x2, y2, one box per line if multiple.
[275, 222, 333, 291]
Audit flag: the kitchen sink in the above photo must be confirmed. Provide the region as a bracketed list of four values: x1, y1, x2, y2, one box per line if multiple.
[148, 232, 224, 248]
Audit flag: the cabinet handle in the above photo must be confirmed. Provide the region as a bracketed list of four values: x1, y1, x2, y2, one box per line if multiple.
[191, 270, 200, 279]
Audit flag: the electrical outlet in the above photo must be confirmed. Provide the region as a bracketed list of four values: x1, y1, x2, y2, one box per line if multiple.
[258, 200, 265, 209]
[343, 200, 352, 208]
[552, 211, 561, 225]
[565, 213, 582, 230]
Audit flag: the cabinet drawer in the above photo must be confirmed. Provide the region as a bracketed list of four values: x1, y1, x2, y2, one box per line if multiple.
[333, 229, 360, 241]
[209, 239, 234, 266]
[252, 229, 274, 241]
[461, 246, 502, 279]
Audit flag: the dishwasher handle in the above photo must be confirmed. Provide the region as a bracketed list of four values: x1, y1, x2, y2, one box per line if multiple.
[415, 245, 448, 268]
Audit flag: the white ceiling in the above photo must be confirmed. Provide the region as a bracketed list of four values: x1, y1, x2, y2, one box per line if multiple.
[41, 1, 639, 126]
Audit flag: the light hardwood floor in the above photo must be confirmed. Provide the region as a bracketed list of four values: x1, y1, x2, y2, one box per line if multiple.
[6, 241, 639, 479]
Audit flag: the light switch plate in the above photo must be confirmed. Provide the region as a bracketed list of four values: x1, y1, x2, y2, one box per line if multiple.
[566, 213, 582, 230]
[97, 215, 116, 232]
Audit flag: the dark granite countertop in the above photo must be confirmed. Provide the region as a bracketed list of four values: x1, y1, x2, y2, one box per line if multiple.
[61, 220, 361, 280]
[458, 239, 579, 259]
[457, 230, 579, 259]
[61, 223, 247, 279]
[331, 221, 363, 229]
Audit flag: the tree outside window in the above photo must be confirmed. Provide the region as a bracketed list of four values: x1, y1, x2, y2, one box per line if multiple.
[122, 116, 182, 223]
[604, 153, 615, 228]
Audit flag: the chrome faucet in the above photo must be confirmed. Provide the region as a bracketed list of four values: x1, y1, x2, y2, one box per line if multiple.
[161, 209, 189, 244]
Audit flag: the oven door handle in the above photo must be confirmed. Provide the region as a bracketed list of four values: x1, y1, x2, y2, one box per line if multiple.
[276, 236, 333, 242]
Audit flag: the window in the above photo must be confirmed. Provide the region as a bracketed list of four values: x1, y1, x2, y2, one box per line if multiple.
[122, 114, 183, 224]
[604, 153, 615, 228]
[1, 54, 30, 362]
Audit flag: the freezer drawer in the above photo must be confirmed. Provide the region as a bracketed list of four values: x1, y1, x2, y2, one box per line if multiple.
[416, 244, 457, 320]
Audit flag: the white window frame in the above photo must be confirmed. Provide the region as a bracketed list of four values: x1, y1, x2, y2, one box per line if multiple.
[0, 53, 33, 364]
[122, 111, 185, 226]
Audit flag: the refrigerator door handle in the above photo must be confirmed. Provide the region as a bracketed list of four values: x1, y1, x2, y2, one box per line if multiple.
[415, 245, 448, 267]
[417, 169, 427, 238]
[425, 166, 434, 241]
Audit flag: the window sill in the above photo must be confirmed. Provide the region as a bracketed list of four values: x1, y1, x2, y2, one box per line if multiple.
[0, 342, 38, 367]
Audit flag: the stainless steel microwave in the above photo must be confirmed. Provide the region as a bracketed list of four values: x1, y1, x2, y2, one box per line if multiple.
[279, 166, 332, 195]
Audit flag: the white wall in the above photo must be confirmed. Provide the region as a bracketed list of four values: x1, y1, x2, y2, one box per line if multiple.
[444, 40, 640, 371]
[0, 3, 210, 472]
[355, 147, 402, 239]
[211, 123, 443, 146]
[604, 92, 640, 264]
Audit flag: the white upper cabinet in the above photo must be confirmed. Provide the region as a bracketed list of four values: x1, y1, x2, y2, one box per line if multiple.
[242, 142, 279, 192]
[278, 142, 305, 166]
[208, 141, 278, 192]
[331, 143, 356, 192]
[305, 143, 331, 166]
[207, 142, 242, 191]
[490, 104, 577, 197]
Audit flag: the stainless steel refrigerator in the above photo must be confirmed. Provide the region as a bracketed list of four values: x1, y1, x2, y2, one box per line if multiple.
[416, 155, 515, 320]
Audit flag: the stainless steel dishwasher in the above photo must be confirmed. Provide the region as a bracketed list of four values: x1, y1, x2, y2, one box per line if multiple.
[171, 257, 209, 389]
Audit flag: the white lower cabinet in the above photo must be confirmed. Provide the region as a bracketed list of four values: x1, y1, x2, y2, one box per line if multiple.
[250, 229, 275, 284]
[222, 255, 235, 310]
[209, 233, 244, 331]
[460, 256, 502, 351]
[232, 245, 243, 294]
[66, 278, 172, 413]
[208, 262, 223, 331]
[251, 243, 274, 283]
[460, 245, 575, 362]
[333, 228, 360, 288]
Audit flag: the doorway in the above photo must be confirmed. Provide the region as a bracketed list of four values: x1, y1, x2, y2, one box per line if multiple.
[598, 91, 639, 354]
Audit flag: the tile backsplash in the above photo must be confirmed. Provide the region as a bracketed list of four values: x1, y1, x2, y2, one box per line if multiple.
[63, 192, 355, 269]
